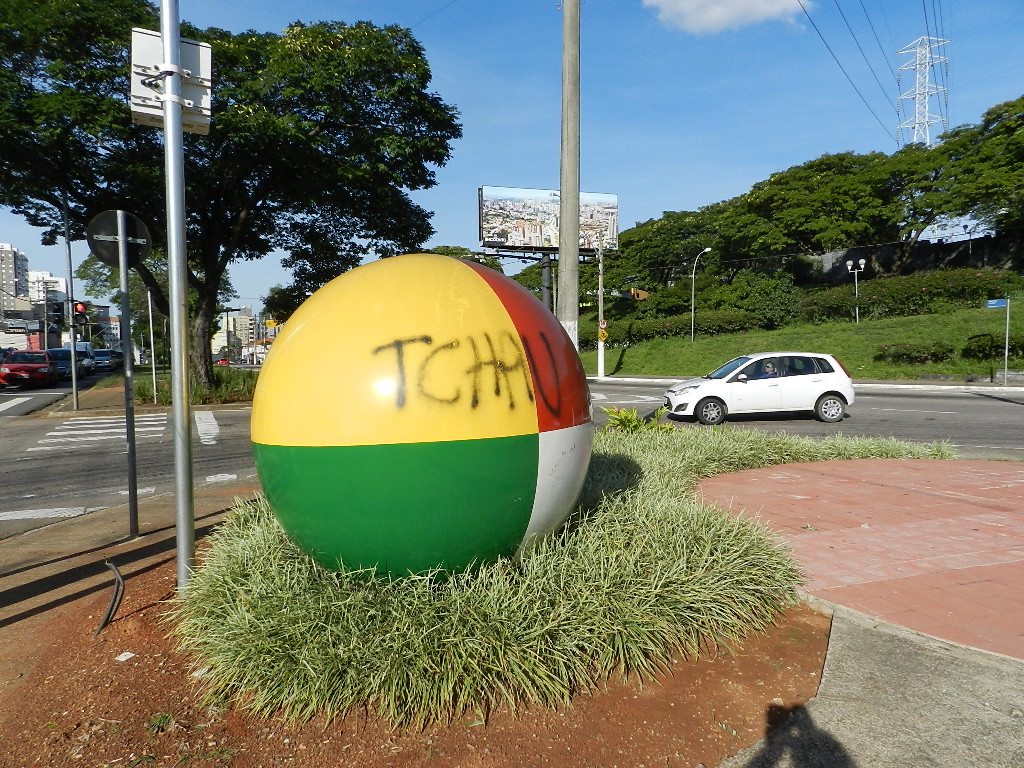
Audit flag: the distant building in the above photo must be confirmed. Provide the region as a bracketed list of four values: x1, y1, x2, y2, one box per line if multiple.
[0, 243, 30, 318]
[211, 307, 255, 358]
[28, 271, 68, 304]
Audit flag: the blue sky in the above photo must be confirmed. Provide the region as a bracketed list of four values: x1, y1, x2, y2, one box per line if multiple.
[3, 0, 1022, 309]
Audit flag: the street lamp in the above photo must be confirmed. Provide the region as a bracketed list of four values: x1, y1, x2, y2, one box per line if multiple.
[846, 258, 866, 323]
[690, 247, 712, 342]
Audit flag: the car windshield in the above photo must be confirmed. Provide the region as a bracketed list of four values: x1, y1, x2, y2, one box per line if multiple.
[95, 351, 110, 358]
[706, 356, 751, 379]
[48, 349, 70, 360]
[6, 352, 45, 364]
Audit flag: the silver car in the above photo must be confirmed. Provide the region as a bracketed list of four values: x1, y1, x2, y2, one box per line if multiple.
[664, 352, 855, 425]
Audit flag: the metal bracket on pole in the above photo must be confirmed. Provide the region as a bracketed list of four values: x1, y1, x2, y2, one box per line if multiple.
[130, 27, 212, 135]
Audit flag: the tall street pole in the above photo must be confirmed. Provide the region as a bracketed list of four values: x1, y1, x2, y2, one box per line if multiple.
[557, 0, 580, 347]
[116, 210, 140, 538]
[690, 247, 711, 342]
[161, 0, 196, 590]
[597, 244, 605, 378]
[61, 192, 80, 410]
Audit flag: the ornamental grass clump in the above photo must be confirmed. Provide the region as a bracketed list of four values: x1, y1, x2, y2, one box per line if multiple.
[171, 428, 952, 727]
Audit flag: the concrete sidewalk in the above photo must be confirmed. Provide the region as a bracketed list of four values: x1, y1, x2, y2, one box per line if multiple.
[702, 460, 1024, 768]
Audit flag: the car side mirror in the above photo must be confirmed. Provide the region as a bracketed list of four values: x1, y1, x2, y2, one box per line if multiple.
[735, 373, 748, 383]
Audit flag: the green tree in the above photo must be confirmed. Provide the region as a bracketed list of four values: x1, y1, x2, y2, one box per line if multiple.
[427, 245, 504, 273]
[0, 0, 461, 386]
[614, 210, 712, 290]
[937, 95, 1024, 237]
[262, 284, 307, 325]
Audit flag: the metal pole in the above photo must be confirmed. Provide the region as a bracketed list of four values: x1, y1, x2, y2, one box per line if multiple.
[690, 248, 711, 342]
[540, 253, 552, 312]
[1004, 297, 1010, 386]
[117, 210, 140, 537]
[61, 193, 79, 410]
[556, 0, 580, 348]
[854, 270, 860, 324]
[597, 244, 605, 378]
[147, 290, 157, 403]
[161, 0, 195, 590]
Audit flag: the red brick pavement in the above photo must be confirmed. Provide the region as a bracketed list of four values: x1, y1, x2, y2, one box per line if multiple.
[698, 459, 1024, 660]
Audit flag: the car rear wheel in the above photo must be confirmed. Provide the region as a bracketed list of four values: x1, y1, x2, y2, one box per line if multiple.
[815, 394, 846, 423]
[695, 397, 727, 425]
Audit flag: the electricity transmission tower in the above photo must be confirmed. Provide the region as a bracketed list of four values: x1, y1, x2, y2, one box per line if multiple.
[896, 36, 949, 146]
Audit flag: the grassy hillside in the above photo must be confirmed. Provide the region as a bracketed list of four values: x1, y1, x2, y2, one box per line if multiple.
[578, 307, 1024, 380]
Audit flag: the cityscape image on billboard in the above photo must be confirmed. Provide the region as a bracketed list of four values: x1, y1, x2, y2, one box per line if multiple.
[478, 186, 619, 252]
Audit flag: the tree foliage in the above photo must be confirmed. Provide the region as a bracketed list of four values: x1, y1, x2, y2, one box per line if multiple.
[937, 95, 1024, 236]
[0, 0, 461, 384]
[609, 94, 1024, 319]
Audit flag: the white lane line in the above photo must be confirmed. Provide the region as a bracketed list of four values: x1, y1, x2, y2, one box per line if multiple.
[37, 433, 164, 444]
[870, 407, 957, 414]
[45, 425, 167, 437]
[205, 473, 238, 483]
[26, 433, 163, 450]
[194, 411, 220, 445]
[118, 487, 156, 495]
[0, 507, 88, 521]
[0, 397, 32, 413]
[953, 443, 1024, 452]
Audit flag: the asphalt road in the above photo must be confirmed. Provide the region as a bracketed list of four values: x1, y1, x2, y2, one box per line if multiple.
[1, 377, 1021, 541]
[589, 378, 1024, 461]
[0, 402, 256, 541]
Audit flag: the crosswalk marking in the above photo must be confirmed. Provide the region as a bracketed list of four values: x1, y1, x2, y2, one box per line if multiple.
[194, 411, 220, 444]
[25, 411, 221, 451]
[0, 397, 33, 413]
[27, 414, 169, 450]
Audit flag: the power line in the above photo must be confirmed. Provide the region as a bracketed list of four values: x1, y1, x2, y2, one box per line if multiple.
[857, 0, 898, 85]
[833, 0, 898, 111]
[409, 0, 462, 29]
[796, 0, 899, 144]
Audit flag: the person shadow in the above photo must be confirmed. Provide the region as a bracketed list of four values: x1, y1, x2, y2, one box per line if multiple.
[737, 704, 857, 768]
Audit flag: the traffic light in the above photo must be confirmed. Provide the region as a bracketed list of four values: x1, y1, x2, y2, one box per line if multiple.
[73, 301, 88, 326]
[47, 301, 65, 327]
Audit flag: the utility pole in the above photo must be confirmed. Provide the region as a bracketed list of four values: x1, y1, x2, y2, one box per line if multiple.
[897, 36, 949, 147]
[557, 0, 580, 347]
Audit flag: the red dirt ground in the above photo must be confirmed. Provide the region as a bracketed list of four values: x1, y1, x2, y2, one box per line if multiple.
[0, 560, 830, 768]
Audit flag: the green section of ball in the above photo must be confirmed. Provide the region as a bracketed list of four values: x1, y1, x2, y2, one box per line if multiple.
[253, 434, 539, 576]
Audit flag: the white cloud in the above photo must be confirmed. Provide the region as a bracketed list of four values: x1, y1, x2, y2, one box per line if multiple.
[642, 0, 809, 34]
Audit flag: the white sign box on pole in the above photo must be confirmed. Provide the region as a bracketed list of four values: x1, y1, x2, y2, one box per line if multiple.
[130, 27, 212, 135]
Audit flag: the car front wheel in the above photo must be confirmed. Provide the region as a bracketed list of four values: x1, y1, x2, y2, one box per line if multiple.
[695, 397, 727, 425]
[815, 394, 846, 423]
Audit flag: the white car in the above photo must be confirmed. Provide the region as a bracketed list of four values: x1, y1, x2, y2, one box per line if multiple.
[664, 352, 855, 425]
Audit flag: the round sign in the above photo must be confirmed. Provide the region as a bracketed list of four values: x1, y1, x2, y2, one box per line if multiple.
[599, 319, 608, 329]
[598, 329, 609, 342]
[86, 211, 152, 268]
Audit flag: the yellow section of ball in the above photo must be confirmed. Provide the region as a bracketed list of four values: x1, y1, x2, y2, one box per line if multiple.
[251, 254, 540, 447]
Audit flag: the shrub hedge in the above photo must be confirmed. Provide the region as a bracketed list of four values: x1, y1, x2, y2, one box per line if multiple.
[962, 333, 1024, 360]
[875, 342, 956, 364]
[797, 268, 1024, 324]
[579, 309, 759, 350]
[577, 268, 1023, 353]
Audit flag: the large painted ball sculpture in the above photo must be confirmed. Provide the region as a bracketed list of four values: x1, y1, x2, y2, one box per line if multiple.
[251, 253, 594, 577]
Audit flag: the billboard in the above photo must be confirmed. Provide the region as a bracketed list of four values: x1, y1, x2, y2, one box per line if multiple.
[478, 186, 618, 252]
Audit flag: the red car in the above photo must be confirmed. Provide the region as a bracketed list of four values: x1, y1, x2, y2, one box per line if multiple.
[0, 350, 61, 388]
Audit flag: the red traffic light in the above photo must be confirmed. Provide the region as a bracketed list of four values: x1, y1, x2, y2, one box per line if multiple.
[74, 301, 87, 314]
